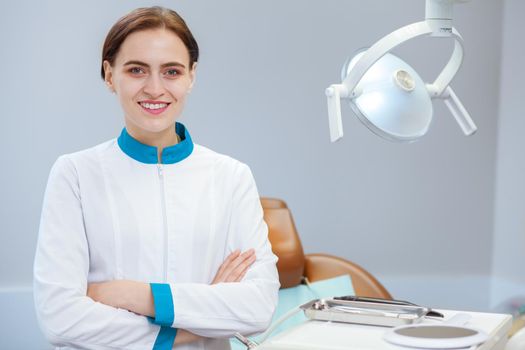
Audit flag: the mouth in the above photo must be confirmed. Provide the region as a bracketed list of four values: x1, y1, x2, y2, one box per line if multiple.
[138, 101, 171, 115]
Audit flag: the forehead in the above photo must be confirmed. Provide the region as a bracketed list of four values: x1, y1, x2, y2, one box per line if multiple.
[115, 28, 190, 66]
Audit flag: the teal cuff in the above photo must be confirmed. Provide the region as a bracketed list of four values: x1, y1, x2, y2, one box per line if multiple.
[153, 327, 178, 350]
[150, 283, 175, 326]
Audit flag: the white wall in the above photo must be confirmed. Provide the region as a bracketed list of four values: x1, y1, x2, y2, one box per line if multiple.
[0, 0, 509, 348]
[491, 0, 525, 307]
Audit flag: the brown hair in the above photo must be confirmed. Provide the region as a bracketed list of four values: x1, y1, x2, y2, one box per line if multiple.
[100, 6, 199, 80]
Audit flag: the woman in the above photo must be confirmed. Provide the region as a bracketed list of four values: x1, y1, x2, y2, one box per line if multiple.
[33, 6, 279, 350]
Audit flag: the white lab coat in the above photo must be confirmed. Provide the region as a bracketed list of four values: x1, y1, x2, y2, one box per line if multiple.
[34, 125, 280, 350]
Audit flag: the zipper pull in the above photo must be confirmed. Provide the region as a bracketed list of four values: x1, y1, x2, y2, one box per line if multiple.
[157, 164, 163, 176]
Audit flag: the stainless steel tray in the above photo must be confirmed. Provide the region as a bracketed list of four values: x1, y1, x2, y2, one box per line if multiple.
[300, 298, 429, 327]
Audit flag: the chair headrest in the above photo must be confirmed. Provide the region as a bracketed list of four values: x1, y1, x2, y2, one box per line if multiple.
[261, 198, 305, 288]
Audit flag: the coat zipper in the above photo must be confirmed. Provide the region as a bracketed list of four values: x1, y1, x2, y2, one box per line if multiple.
[158, 164, 168, 283]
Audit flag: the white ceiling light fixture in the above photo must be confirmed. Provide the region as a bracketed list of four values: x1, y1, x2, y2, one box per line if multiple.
[326, 0, 477, 142]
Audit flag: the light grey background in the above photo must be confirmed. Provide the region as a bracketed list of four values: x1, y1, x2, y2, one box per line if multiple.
[491, 0, 525, 306]
[0, 0, 522, 348]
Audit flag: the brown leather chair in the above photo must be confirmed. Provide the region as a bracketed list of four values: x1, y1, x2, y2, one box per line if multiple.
[261, 197, 392, 299]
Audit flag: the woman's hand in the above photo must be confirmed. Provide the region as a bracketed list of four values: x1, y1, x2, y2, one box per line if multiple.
[175, 249, 255, 347]
[212, 249, 256, 284]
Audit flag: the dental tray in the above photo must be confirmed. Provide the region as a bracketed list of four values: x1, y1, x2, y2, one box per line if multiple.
[299, 297, 430, 327]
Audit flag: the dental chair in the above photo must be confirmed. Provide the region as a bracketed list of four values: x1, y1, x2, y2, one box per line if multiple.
[261, 197, 392, 299]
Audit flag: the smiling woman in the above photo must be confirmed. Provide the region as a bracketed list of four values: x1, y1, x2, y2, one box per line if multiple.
[103, 28, 196, 156]
[101, 7, 198, 160]
[33, 6, 279, 350]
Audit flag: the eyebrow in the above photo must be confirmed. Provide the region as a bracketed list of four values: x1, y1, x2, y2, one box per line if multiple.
[123, 60, 186, 69]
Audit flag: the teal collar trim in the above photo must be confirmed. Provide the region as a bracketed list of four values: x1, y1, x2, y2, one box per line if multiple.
[117, 122, 194, 164]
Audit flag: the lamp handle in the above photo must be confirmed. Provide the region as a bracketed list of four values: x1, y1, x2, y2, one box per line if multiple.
[443, 86, 477, 135]
[326, 84, 347, 142]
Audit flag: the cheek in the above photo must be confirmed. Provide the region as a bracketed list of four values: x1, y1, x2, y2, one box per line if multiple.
[166, 80, 192, 98]
[117, 81, 143, 102]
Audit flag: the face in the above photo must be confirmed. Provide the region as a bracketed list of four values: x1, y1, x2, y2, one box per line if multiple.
[104, 29, 196, 140]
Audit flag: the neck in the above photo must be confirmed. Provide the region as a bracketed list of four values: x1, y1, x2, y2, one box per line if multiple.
[124, 122, 179, 162]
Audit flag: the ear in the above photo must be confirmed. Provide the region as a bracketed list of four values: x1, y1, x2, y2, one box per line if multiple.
[103, 60, 115, 92]
[188, 62, 197, 91]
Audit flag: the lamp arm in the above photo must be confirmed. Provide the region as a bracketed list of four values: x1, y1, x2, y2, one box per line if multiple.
[341, 21, 433, 95]
[342, 22, 464, 97]
[428, 28, 464, 97]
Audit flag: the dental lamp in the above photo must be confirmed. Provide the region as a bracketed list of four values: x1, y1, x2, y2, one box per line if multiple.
[326, 0, 477, 142]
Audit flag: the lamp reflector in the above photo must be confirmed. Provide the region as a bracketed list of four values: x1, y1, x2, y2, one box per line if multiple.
[342, 51, 433, 142]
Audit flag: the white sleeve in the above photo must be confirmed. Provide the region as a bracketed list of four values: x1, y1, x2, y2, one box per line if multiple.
[33, 156, 167, 350]
[165, 163, 280, 338]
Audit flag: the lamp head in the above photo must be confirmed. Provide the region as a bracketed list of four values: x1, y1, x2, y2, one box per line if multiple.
[342, 51, 433, 142]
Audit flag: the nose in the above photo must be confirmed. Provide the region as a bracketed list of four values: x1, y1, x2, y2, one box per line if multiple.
[143, 74, 165, 98]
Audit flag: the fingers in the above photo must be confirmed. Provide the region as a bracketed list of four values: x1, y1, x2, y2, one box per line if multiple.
[211, 249, 240, 284]
[211, 249, 256, 284]
[227, 253, 256, 282]
[222, 249, 256, 283]
[213, 249, 240, 282]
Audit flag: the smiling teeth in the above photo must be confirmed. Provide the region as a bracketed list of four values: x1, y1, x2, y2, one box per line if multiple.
[141, 102, 168, 110]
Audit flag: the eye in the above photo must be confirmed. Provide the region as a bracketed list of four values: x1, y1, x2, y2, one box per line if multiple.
[164, 69, 181, 77]
[128, 67, 145, 75]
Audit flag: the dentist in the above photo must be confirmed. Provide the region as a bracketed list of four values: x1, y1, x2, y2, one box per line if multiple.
[34, 6, 279, 350]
